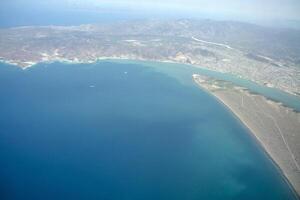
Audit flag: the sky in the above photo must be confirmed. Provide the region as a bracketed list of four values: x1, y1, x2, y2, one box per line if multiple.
[1, 0, 300, 27]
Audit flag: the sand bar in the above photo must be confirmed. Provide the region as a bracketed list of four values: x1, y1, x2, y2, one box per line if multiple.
[193, 74, 300, 197]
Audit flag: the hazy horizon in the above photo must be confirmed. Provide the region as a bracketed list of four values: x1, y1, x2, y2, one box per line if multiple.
[1, 0, 300, 29]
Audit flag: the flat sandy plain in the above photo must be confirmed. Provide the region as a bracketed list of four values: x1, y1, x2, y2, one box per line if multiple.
[193, 74, 300, 196]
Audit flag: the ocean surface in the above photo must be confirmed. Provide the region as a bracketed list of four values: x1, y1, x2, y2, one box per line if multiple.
[112, 60, 300, 111]
[0, 61, 297, 199]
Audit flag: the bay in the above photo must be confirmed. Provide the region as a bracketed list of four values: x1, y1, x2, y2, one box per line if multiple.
[0, 61, 297, 199]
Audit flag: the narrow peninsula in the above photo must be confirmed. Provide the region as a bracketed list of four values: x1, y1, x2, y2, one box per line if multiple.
[193, 74, 300, 196]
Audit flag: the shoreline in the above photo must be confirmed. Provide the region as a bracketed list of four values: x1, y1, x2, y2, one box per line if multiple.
[193, 74, 300, 198]
[1, 58, 300, 112]
[0, 57, 299, 98]
[205, 87, 299, 199]
[0, 58, 299, 197]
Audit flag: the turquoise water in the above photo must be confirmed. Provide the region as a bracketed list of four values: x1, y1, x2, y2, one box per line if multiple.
[110, 59, 300, 111]
[0, 61, 297, 199]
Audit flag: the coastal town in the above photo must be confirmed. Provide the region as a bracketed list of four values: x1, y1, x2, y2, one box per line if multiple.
[0, 19, 300, 96]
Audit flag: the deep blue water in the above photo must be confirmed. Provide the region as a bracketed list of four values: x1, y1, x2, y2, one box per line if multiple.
[0, 5, 185, 28]
[0, 62, 297, 199]
[0, 8, 139, 28]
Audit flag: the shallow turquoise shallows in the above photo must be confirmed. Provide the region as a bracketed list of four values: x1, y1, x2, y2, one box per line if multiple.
[0, 61, 297, 200]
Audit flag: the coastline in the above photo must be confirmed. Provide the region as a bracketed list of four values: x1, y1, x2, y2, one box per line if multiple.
[0, 56, 299, 98]
[193, 74, 300, 198]
[1, 58, 300, 111]
[0, 58, 299, 197]
[207, 88, 299, 199]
